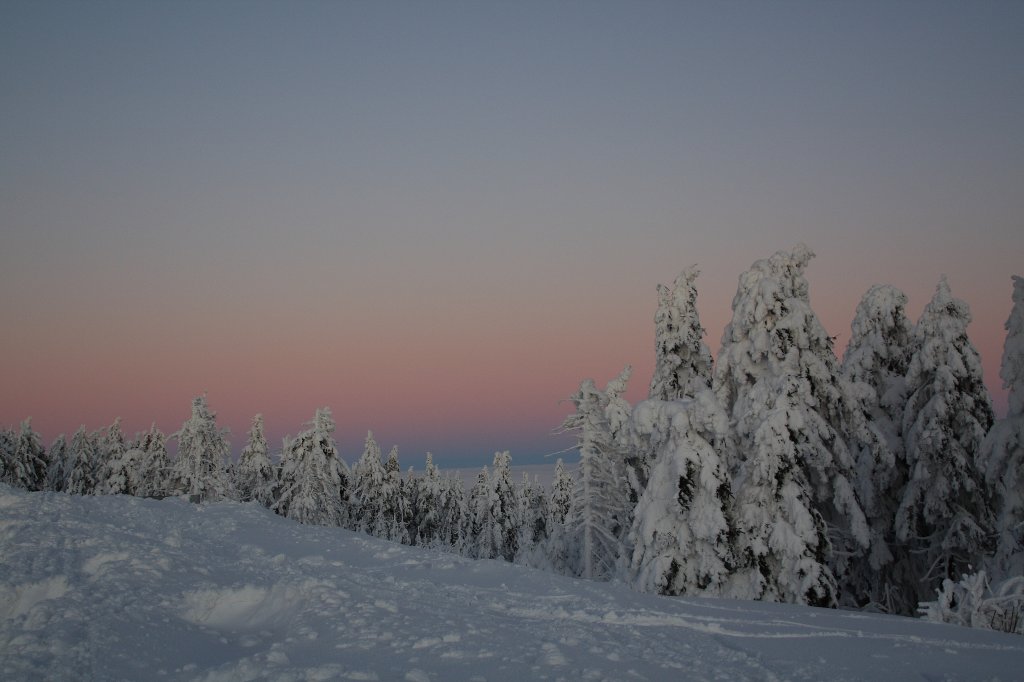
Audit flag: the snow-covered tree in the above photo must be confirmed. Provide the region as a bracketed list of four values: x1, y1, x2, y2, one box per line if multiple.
[563, 366, 634, 580]
[414, 453, 443, 547]
[713, 245, 868, 607]
[649, 266, 714, 402]
[104, 446, 145, 496]
[350, 431, 387, 535]
[170, 397, 232, 501]
[516, 471, 549, 566]
[10, 418, 47, 491]
[378, 446, 409, 543]
[487, 451, 522, 562]
[136, 424, 172, 498]
[64, 426, 98, 495]
[233, 414, 276, 506]
[437, 473, 466, 552]
[629, 391, 735, 596]
[983, 275, 1024, 577]
[95, 418, 127, 495]
[274, 408, 348, 526]
[549, 459, 574, 526]
[45, 434, 68, 492]
[841, 284, 915, 613]
[897, 277, 995, 602]
[465, 467, 495, 560]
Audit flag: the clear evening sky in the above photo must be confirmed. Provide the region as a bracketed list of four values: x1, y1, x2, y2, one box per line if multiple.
[2, 1, 1022, 466]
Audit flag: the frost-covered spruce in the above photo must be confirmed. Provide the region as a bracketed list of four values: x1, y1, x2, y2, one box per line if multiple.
[135, 424, 172, 499]
[44, 434, 68, 492]
[515, 471, 549, 566]
[64, 426, 98, 495]
[10, 418, 47, 491]
[563, 366, 634, 581]
[649, 266, 714, 402]
[170, 397, 232, 501]
[629, 391, 735, 596]
[274, 408, 349, 526]
[983, 276, 1024, 577]
[437, 473, 466, 552]
[549, 459, 574, 526]
[377, 446, 410, 543]
[465, 467, 493, 559]
[841, 284, 915, 613]
[95, 418, 127, 495]
[0, 427, 14, 485]
[413, 453, 443, 547]
[488, 451, 522, 562]
[233, 414, 276, 506]
[897, 277, 995, 600]
[350, 431, 386, 535]
[713, 245, 868, 607]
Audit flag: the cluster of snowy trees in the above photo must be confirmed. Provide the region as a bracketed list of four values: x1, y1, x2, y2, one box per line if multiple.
[561, 247, 1023, 631]
[2, 246, 1021, 630]
[0, 397, 567, 567]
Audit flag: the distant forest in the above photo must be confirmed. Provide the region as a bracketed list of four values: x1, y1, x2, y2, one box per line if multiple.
[3, 245, 1022, 634]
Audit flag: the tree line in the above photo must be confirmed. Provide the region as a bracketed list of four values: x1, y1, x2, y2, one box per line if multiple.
[2, 244, 1021, 632]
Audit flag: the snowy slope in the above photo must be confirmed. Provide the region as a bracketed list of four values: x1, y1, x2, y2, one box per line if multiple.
[1, 486, 1022, 681]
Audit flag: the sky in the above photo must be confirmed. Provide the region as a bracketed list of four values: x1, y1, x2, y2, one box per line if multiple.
[2, 0, 1022, 467]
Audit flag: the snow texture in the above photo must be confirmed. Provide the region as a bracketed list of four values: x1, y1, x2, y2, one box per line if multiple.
[2, 485, 1022, 681]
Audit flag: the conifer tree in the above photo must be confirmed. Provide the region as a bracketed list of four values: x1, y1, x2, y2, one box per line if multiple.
[841, 284, 915, 613]
[136, 424, 171, 498]
[563, 366, 634, 580]
[0, 427, 14, 486]
[414, 453, 443, 547]
[96, 418, 127, 494]
[649, 266, 714, 402]
[437, 473, 466, 552]
[488, 451, 522, 562]
[233, 414, 276, 506]
[65, 426, 98, 495]
[350, 431, 386, 535]
[171, 397, 232, 501]
[549, 459, 574, 526]
[713, 245, 868, 606]
[465, 467, 494, 559]
[378, 446, 409, 543]
[630, 391, 735, 596]
[274, 408, 348, 526]
[12, 418, 47, 491]
[897, 277, 995, 601]
[45, 434, 68, 492]
[516, 472, 549, 566]
[983, 275, 1024, 577]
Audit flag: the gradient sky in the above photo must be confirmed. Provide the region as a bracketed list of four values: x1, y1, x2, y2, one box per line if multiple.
[2, 0, 1022, 467]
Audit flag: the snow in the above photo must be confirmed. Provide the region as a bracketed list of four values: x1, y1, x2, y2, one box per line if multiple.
[2, 485, 1022, 681]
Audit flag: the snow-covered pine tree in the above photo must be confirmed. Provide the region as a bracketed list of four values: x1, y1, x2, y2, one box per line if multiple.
[414, 453, 443, 547]
[170, 397, 232, 501]
[274, 408, 348, 526]
[465, 467, 494, 559]
[379, 446, 409, 543]
[563, 366, 634, 581]
[629, 390, 735, 596]
[515, 472, 549, 566]
[45, 434, 68, 492]
[350, 431, 386, 535]
[11, 418, 47, 491]
[64, 426, 98, 495]
[841, 284, 916, 613]
[233, 414, 277, 506]
[983, 276, 1024, 577]
[897, 277, 995, 603]
[649, 266, 714, 402]
[488, 451, 522, 562]
[95, 418, 127, 495]
[549, 459, 574, 526]
[136, 424, 172, 498]
[437, 473, 466, 552]
[713, 245, 869, 607]
[0, 427, 14, 486]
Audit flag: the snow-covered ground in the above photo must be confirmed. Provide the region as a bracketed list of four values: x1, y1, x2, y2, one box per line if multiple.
[2, 486, 1022, 681]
